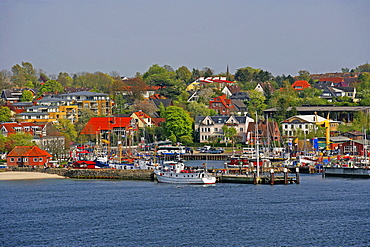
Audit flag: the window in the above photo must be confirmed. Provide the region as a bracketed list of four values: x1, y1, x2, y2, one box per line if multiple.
[34, 158, 38, 162]
[24, 158, 28, 162]
[10, 158, 14, 162]
[240, 128, 244, 132]
[17, 158, 21, 162]
[39, 158, 43, 162]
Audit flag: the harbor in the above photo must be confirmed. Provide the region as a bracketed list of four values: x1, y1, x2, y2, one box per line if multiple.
[5, 165, 301, 185]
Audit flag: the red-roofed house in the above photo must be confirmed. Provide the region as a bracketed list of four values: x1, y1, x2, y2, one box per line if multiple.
[80, 117, 137, 136]
[209, 95, 235, 115]
[319, 77, 344, 84]
[1, 122, 47, 137]
[292, 80, 311, 91]
[7, 146, 53, 167]
[131, 111, 153, 128]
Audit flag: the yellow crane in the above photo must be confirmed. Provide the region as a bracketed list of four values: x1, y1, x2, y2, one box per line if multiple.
[315, 113, 331, 151]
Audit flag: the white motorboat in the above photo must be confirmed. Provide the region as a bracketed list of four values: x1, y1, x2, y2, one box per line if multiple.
[154, 159, 216, 184]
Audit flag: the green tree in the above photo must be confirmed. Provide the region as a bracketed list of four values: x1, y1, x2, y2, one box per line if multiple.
[235, 67, 259, 84]
[0, 106, 11, 122]
[186, 102, 216, 119]
[73, 72, 113, 93]
[143, 64, 184, 99]
[176, 66, 192, 83]
[39, 72, 50, 83]
[55, 119, 77, 141]
[160, 106, 193, 143]
[355, 63, 370, 72]
[201, 67, 214, 77]
[247, 90, 266, 116]
[2, 133, 35, 152]
[0, 70, 12, 91]
[57, 72, 73, 87]
[222, 125, 237, 147]
[11, 62, 38, 87]
[21, 90, 34, 102]
[297, 70, 311, 81]
[39, 80, 64, 95]
[24, 80, 34, 88]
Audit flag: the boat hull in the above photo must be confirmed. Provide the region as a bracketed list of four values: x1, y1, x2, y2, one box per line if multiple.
[154, 171, 216, 184]
[324, 167, 370, 178]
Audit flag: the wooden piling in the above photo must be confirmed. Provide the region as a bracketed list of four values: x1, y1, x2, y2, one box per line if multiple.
[284, 168, 288, 184]
[295, 167, 300, 184]
[270, 169, 275, 185]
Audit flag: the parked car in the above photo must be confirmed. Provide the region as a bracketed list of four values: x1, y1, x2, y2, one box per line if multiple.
[209, 149, 222, 154]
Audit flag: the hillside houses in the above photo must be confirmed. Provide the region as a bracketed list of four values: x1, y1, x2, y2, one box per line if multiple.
[194, 115, 255, 144]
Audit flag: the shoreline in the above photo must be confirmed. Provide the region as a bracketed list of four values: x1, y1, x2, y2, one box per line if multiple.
[0, 171, 65, 181]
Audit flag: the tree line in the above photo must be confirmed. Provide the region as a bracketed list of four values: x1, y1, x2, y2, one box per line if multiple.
[0, 61, 370, 152]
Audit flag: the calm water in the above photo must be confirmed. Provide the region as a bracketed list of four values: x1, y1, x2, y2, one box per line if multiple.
[1, 174, 370, 246]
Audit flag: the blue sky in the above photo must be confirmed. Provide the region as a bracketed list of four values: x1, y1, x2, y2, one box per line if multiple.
[1, 0, 369, 77]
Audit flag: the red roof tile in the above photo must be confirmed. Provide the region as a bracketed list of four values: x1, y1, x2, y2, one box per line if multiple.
[80, 117, 133, 135]
[7, 146, 52, 158]
[291, 80, 311, 90]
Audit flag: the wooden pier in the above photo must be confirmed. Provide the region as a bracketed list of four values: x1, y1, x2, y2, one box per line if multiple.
[162, 153, 230, 161]
[213, 167, 300, 185]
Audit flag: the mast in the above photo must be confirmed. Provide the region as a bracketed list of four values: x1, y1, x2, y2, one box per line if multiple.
[255, 112, 260, 178]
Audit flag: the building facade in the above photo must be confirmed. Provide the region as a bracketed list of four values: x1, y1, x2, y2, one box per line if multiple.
[194, 115, 254, 143]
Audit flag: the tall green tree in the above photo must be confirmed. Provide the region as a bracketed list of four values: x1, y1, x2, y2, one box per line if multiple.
[176, 66, 192, 83]
[21, 90, 34, 102]
[355, 63, 370, 72]
[57, 72, 73, 87]
[222, 125, 237, 147]
[55, 119, 77, 142]
[297, 70, 311, 81]
[11, 62, 38, 87]
[160, 106, 193, 143]
[246, 90, 266, 116]
[143, 64, 184, 99]
[0, 106, 11, 122]
[0, 70, 12, 91]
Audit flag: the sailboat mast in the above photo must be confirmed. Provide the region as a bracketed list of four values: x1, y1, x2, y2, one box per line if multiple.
[255, 112, 260, 178]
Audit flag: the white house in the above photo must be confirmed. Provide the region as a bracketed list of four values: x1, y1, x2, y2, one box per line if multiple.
[194, 115, 254, 143]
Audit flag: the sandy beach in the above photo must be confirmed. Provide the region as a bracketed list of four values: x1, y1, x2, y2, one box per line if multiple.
[0, 171, 65, 180]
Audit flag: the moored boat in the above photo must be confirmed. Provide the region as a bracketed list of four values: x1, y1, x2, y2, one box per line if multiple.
[324, 166, 370, 178]
[154, 159, 216, 184]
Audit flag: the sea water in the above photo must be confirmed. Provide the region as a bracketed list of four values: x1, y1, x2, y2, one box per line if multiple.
[1, 174, 369, 246]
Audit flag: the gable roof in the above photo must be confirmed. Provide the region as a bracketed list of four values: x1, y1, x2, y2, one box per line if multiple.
[7, 146, 52, 158]
[291, 80, 311, 90]
[282, 115, 328, 123]
[225, 85, 240, 94]
[1, 122, 46, 134]
[80, 117, 134, 135]
[195, 115, 254, 125]
[151, 99, 173, 108]
[231, 99, 247, 111]
[314, 81, 334, 90]
[318, 77, 344, 83]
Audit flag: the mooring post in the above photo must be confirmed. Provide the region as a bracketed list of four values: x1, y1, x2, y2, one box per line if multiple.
[253, 171, 257, 184]
[284, 168, 288, 184]
[295, 167, 300, 184]
[270, 168, 275, 185]
[322, 166, 325, 178]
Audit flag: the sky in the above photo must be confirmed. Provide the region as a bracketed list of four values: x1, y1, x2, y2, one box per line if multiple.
[1, 0, 369, 78]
